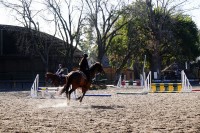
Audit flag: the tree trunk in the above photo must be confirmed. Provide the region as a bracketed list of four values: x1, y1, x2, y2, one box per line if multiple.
[133, 59, 140, 80]
[114, 52, 131, 85]
[97, 44, 104, 64]
[151, 50, 161, 79]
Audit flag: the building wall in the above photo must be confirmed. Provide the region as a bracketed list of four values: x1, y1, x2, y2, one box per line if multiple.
[0, 25, 83, 81]
[103, 67, 134, 82]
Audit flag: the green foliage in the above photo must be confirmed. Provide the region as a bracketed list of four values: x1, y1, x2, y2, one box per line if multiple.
[79, 26, 97, 58]
[107, 0, 200, 74]
[172, 15, 200, 61]
[107, 1, 149, 70]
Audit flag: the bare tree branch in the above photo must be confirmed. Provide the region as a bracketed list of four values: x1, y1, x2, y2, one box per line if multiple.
[44, 0, 84, 69]
[85, 0, 129, 63]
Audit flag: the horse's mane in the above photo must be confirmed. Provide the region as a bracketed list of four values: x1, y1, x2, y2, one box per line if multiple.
[46, 72, 54, 75]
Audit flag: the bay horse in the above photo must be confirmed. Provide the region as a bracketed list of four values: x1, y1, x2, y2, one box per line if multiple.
[57, 62, 104, 103]
[45, 72, 67, 87]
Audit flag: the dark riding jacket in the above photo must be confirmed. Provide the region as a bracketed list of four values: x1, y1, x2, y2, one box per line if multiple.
[79, 57, 90, 79]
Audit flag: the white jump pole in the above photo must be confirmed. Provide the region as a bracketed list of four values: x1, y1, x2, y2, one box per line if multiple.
[142, 55, 146, 87]
[143, 71, 151, 92]
[181, 70, 192, 92]
[117, 75, 122, 88]
[31, 74, 39, 98]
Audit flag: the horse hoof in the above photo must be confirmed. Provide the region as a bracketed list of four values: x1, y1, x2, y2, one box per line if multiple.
[66, 100, 70, 106]
[76, 96, 81, 100]
[75, 98, 78, 101]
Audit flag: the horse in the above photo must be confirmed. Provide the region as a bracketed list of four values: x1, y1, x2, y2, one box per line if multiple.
[45, 72, 67, 87]
[57, 62, 104, 103]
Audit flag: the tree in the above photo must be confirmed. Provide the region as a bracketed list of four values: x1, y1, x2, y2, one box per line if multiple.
[0, 0, 53, 72]
[84, 0, 129, 64]
[108, 0, 200, 80]
[108, 0, 149, 80]
[79, 24, 95, 56]
[144, 0, 198, 78]
[44, 0, 84, 70]
[172, 15, 199, 61]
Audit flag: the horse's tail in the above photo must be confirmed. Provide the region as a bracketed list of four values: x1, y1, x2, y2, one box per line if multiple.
[57, 75, 70, 95]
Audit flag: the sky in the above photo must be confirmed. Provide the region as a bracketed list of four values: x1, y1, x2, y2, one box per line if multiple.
[0, 0, 200, 36]
[182, 0, 200, 29]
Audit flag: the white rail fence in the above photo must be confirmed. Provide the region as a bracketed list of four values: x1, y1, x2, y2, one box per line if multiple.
[143, 71, 151, 92]
[30, 74, 39, 98]
[181, 70, 192, 92]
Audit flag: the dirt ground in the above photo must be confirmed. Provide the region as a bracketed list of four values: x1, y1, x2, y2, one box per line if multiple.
[0, 86, 200, 133]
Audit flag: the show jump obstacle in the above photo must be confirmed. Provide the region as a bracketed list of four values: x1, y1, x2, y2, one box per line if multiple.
[117, 70, 194, 94]
[144, 70, 193, 93]
[31, 74, 39, 98]
[30, 75, 111, 98]
[30, 74, 63, 98]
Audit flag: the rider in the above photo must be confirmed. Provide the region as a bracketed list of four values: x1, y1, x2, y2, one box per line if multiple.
[56, 64, 64, 80]
[79, 53, 90, 80]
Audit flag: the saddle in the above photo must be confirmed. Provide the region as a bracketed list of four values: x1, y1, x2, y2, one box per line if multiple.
[79, 71, 88, 80]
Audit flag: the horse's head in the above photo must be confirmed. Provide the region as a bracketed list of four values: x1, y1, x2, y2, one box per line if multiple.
[45, 72, 51, 82]
[45, 72, 57, 83]
[90, 62, 105, 74]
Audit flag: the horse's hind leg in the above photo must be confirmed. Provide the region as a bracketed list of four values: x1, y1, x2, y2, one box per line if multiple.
[68, 87, 76, 101]
[64, 84, 71, 105]
[79, 90, 86, 103]
[74, 88, 82, 100]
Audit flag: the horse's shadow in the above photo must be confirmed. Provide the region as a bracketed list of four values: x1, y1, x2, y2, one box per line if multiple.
[90, 105, 125, 110]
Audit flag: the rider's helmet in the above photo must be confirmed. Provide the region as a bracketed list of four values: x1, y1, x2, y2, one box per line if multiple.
[83, 53, 88, 58]
[59, 64, 62, 68]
